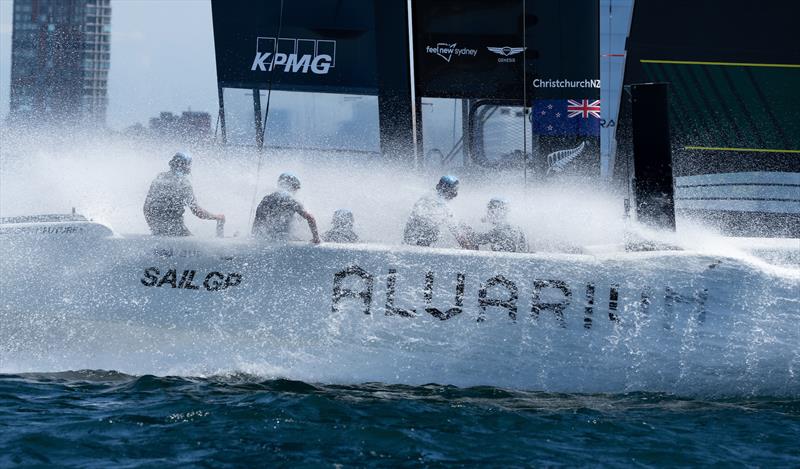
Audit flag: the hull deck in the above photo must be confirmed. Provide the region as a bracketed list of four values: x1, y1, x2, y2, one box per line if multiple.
[1, 221, 798, 395]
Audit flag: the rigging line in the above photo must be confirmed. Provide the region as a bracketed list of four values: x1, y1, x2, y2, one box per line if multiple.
[522, 0, 528, 186]
[677, 183, 800, 188]
[676, 197, 800, 202]
[443, 104, 501, 164]
[249, 0, 285, 225]
[609, 2, 613, 108]
[213, 109, 219, 140]
[605, 0, 611, 180]
[684, 146, 800, 154]
[641, 59, 800, 68]
[452, 99, 457, 152]
[446, 105, 499, 165]
[624, 85, 632, 218]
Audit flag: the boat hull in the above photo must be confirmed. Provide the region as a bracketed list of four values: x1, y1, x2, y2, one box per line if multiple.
[1, 227, 798, 395]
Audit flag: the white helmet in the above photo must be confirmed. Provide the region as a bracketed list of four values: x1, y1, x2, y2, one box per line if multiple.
[169, 151, 192, 174]
[278, 172, 301, 191]
[485, 197, 509, 223]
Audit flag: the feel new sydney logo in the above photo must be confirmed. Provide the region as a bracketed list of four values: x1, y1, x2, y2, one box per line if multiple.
[426, 42, 478, 62]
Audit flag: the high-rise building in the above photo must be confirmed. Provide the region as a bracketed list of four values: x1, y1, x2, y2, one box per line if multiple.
[149, 111, 212, 141]
[9, 0, 111, 126]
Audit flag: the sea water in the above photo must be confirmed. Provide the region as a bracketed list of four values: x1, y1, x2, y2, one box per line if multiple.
[1, 133, 798, 466]
[1, 373, 798, 466]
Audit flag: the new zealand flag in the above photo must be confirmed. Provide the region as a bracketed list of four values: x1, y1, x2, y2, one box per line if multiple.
[530, 99, 601, 136]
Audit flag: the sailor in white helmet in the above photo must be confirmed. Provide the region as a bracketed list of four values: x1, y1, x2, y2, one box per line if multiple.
[252, 172, 321, 244]
[471, 197, 529, 253]
[403, 175, 474, 249]
[143, 152, 224, 236]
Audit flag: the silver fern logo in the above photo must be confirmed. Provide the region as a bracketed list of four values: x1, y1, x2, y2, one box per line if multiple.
[546, 141, 586, 174]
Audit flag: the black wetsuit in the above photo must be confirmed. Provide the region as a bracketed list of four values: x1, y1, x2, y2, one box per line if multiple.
[143, 170, 196, 236]
[403, 194, 457, 247]
[322, 226, 359, 243]
[472, 223, 529, 253]
[252, 191, 305, 241]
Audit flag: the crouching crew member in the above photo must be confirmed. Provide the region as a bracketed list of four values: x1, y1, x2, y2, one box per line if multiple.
[471, 197, 528, 252]
[143, 151, 225, 236]
[403, 175, 475, 249]
[322, 209, 359, 243]
[252, 172, 321, 244]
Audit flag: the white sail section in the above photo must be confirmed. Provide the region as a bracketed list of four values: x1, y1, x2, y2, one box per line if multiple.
[600, 0, 635, 179]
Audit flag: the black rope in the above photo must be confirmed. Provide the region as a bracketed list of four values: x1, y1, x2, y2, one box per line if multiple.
[522, 0, 528, 186]
[249, 0, 285, 223]
[259, 0, 285, 151]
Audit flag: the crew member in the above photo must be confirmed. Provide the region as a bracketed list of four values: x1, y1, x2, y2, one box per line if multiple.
[471, 197, 529, 253]
[322, 209, 359, 243]
[252, 172, 321, 244]
[403, 175, 474, 248]
[143, 152, 224, 236]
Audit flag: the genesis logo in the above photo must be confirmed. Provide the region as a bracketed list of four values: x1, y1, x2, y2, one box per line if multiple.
[487, 46, 525, 63]
[426, 43, 478, 62]
[251, 37, 336, 74]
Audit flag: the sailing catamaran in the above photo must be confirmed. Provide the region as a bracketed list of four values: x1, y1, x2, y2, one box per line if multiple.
[0, 0, 797, 393]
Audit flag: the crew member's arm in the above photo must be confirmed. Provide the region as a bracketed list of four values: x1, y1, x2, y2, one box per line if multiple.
[456, 231, 478, 250]
[298, 210, 321, 244]
[441, 203, 477, 250]
[251, 198, 266, 236]
[470, 229, 492, 250]
[187, 189, 224, 221]
[447, 221, 477, 250]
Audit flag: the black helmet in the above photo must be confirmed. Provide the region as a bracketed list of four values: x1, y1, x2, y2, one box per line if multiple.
[169, 151, 192, 174]
[436, 175, 459, 200]
[278, 172, 301, 191]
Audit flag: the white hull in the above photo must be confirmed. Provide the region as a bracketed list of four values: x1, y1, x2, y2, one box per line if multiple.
[1, 220, 798, 396]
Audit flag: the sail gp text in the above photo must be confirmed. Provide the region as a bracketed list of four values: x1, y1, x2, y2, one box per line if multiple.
[331, 266, 709, 329]
[140, 267, 242, 291]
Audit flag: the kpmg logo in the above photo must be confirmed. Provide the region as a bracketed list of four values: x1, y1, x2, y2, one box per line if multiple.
[426, 43, 478, 62]
[251, 37, 336, 74]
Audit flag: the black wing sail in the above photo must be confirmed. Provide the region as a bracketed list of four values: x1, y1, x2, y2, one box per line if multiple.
[617, 0, 800, 237]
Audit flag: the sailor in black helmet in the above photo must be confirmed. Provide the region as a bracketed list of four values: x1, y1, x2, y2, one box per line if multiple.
[252, 172, 321, 244]
[471, 197, 529, 253]
[143, 151, 224, 236]
[403, 175, 474, 248]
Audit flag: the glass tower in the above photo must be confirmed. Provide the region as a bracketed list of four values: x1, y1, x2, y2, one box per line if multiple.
[9, 0, 111, 126]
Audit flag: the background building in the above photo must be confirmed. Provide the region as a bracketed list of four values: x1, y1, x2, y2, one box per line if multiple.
[149, 110, 212, 141]
[9, 0, 111, 126]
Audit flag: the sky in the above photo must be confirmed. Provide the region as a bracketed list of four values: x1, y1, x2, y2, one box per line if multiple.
[0, 0, 219, 130]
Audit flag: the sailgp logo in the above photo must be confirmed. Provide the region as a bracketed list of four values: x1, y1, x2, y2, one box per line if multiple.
[426, 43, 478, 62]
[251, 37, 336, 74]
